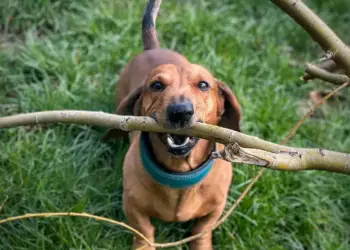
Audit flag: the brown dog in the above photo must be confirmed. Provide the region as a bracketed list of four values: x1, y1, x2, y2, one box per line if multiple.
[105, 0, 241, 249]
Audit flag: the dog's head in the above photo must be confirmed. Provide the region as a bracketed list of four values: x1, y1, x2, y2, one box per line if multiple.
[116, 63, 241, 157]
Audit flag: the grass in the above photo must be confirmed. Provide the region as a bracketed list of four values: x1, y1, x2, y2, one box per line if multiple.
[0, 0, 350, 249]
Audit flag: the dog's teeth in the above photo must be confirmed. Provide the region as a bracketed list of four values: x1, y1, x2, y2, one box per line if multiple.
[167, 134, 174, 141]
[167, 136, 190, 148]
[167, 136, 176, 147]
[180, 137, 190, 146]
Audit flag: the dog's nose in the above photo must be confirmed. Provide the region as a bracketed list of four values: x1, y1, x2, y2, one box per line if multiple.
[167, 101, 194, 126]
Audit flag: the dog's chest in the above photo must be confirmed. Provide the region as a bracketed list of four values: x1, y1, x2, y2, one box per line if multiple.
[146, 183, 217, 222]
[123, 143, 232, 223]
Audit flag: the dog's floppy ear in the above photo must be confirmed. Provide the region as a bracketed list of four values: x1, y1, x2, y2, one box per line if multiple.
[102, 85, 143, 141]
[216, 80, 241, 132]
[115, 85, 143, 116]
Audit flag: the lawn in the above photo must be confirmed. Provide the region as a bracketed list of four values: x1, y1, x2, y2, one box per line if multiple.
[0, 0, 350, 249]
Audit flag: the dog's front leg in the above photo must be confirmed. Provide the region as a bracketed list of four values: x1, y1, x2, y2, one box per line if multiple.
[123, 200, 155, 250]
[189, 206, 225, 250]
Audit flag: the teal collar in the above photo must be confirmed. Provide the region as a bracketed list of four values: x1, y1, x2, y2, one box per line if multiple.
[140, 132, 215, 189]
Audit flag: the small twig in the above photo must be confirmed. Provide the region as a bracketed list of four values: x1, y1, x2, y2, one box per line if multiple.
[303, 59, 339, 81]
[282, 82, 349, 144]
[302, 64, 349, 85]
[0, 212, 153, 246]
[0, 196, 8, 213]
[212, 168, 264, 230]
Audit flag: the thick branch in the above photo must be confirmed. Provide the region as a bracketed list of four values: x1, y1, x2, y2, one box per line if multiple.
[0, 111, 349, 175]
[0, 110, 290, 152]
[271, 0, 350, 75]
[303, 64, 349, 85]
[215, 143, 350, 175]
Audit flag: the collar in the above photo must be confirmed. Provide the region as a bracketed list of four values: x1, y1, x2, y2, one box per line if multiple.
[139, 132, 215, 189]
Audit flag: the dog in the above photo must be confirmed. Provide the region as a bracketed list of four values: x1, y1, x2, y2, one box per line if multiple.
[104, 0, 241, 249]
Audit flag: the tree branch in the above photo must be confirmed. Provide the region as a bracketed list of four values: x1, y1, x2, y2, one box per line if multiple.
[302, 64, 349, 85]
[0, 212, 153, 246]
[303, 59, 340, 81]
[271, 0, 350, 76]
[0, 110, 290, 152]
[0, 111, 349, 175]
[216, 143, 350, 175]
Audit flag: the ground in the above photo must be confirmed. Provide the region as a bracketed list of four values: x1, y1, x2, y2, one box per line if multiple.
[0, 0, 350, 249]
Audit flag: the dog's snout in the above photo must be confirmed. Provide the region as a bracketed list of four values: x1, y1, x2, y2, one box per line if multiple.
[167, 100, 194, 126]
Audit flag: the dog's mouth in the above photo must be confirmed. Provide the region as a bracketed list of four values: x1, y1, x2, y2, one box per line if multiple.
[159, 133, 199, 157]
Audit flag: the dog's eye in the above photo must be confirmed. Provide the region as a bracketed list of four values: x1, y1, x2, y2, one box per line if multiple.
[149, 81, 165, 92]
[197, 81, 210, 91]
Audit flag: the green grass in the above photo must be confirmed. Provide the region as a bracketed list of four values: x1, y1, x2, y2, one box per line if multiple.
[1, 0, 350, 249]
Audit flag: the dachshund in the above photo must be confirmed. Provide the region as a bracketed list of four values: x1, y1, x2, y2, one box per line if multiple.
[104, 1, 241, 249]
